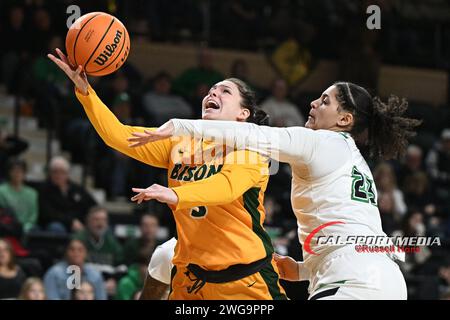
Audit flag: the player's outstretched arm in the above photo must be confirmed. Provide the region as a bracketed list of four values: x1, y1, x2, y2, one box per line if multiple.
[48, 48, 171, 169]
[128, 119, 319, 165]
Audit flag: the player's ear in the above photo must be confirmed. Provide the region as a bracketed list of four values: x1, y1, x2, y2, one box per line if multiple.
[337, 111, 353, 128]
[237, 108, 250, 121]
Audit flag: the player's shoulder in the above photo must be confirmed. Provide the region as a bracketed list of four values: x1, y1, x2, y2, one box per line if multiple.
[313, 130, 353, 157]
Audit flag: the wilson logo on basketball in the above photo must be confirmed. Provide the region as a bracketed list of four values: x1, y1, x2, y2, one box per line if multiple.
[94, 30, 122, 66]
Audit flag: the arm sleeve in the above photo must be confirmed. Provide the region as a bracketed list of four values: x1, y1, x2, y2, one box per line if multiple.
[148, 239, 176, 285]
[172, 119, 319, 165]
[75, 86, 172, 169]
[171, 150, 267, 211]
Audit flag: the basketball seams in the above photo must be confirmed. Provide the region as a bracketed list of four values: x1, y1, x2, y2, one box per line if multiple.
[91, 27, 128, 75]
[72, 13, 101, 67]
[83, 17, 115, 73]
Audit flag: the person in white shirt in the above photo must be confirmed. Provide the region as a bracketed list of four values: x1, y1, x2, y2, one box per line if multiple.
[260, 78, 305, 127]
[128, 81, 421, 300]
[140, 238, 176, 300]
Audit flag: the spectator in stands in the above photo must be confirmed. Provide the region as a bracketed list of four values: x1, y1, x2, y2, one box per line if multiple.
[73, 206, 123, 299]
[263, 195, 293, 256]
[221, 1, 265, 50]
[172, 47, 224, 99]
[373, 162, 407, 218]
[32, 35, 70, 128]
[33, 35, 68, 88]
[426, 128, 450, 201]
[397, 144, 425, 187]
[0, 124, 29, 182]
[123, 213, 160, 265]
[115, 251, 148, 300]
[99, 93, 134, 199]
[261, 78, 305, 127]
[229, 59, 262, 97]
[71, 280, 95, 300]
[43, 239, 106, 300]
[393, 211, 431, 274]
[18, 277, 46, 300]
[377, 192, 398, 236]
[338, 28, 381, 91]
[74, 206, 124, 268]
[30, 8, 55, 57]
[403, 171, 436, 214]
[0, 5, 31, 93]
[0, 238, 26, 299]
[38, 156, 97, 234]
[142, 71, 193, 126]
[0, 159, 38, 233]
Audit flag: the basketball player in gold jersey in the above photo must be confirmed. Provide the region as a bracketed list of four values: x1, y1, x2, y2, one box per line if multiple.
[48, 48, 287, 300]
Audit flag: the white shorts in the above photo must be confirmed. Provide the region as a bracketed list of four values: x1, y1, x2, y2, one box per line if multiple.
[307, 246, 407, 300]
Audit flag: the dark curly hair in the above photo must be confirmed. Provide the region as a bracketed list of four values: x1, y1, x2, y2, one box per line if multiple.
[226, 78, 269, 126]
[334, 81, 421, 160]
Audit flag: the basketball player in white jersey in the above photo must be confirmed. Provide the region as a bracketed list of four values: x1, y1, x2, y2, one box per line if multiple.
[128, 82, 421, 300]
[140, 238, 176, 300]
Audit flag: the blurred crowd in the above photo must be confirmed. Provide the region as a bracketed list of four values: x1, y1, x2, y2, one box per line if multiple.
[0, 0, 449, 300]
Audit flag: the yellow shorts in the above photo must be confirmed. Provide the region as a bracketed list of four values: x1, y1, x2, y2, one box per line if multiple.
[168, 259, 287, 300]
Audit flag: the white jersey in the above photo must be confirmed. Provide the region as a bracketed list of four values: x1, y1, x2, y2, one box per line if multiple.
[148, 237, 176, 285]
[171, 120, 403, 271]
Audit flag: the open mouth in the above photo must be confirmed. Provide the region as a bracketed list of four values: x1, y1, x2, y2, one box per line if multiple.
[205, 100, 220, 110]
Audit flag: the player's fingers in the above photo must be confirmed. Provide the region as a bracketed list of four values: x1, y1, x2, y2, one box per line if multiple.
[131, 193, 143, 201]
[132, 188, 147, 193]
[55, 48, 69, 64]
[138, 193, 154, 204]
[126, 136, 141, 142]
[47, 53, 58, 62]
[48, 54, 74, 76]
[47, 54, 65, 69]
[75, 65, 83, 76]
[144, 129, 167, 138]
[131, 132, 150, 138]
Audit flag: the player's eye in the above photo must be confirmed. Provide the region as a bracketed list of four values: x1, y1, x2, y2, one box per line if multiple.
[223, 89, 231, 94]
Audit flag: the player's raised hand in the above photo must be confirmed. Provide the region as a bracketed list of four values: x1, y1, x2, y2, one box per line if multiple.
[47, 48, 89, 95]
[127, 120, 175, 147]
[131, 184, 178, 205]
[273, 253, 300, 281]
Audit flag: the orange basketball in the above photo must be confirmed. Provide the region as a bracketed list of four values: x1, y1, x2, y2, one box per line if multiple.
[65, 12, 130, 77]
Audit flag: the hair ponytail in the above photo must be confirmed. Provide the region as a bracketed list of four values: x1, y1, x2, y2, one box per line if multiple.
[334, 81, 421, 160]
[368, 95, 421, 160]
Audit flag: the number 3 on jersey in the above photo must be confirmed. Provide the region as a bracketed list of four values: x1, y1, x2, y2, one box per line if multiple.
[190, 206, 208, 219]
[351, 166, 377, 205]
